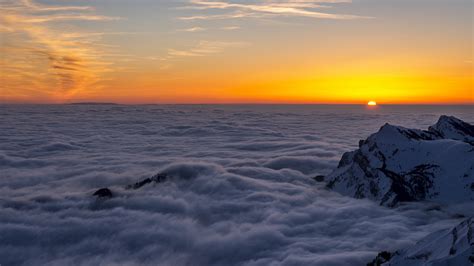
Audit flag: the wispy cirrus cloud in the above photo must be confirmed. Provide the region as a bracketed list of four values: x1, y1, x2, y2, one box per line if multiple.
[220, 26, 241, 30]
[12, 14, 119, 23]
[167, 40, 249, 58]
[0, 0, 119, 102]
[20, 0, 93, 12]
[178, 26, 207, 32]
[177, 25, 241, 32]
[178, 0, 370, 21]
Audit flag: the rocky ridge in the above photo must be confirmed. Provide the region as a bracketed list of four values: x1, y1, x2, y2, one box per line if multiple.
[326, 115, 474, 207]
[368, 218, 473, 266]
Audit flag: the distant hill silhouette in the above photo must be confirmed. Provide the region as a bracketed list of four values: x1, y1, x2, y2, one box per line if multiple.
[68, 102, 118, 105]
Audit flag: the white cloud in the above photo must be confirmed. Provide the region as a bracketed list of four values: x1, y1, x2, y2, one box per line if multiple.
[178, 26, 207, 32]
[1, 105, 473, 265]
[179, 0, 371, 20]
[167, 40, 250, 58]
[220, 25, 241, 30]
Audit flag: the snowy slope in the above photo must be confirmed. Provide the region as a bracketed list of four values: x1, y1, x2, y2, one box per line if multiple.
[369, 217, 474, 266]
[326, 115, 474, 207]
[429, 115, 474, 145]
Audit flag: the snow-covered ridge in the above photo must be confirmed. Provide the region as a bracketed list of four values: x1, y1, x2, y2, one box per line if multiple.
[368, 217, 474, 266]
[326, 115, 474, 207]
[429, 115, 474, 144]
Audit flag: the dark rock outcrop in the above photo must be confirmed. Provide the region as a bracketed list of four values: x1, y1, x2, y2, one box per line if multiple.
[125, 173, 168, 190]
[93, 188, 113, 198]
[367, 251, 394, 266]
[91, 173, 169, 199]
[312, 175, 325, 182]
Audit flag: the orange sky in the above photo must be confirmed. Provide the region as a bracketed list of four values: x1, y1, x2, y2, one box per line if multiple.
[0, 0, 473, 104]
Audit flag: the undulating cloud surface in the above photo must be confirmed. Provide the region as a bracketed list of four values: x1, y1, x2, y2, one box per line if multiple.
[1, 105, 473, 265]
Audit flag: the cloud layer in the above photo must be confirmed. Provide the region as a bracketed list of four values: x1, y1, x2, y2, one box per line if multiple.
[1, 105, 473, 265]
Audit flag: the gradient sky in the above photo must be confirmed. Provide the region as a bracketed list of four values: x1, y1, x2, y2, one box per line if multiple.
[0, 0, 472, 104]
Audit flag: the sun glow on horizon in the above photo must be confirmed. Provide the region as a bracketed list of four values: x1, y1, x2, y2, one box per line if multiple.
[0, 0, 472, 104]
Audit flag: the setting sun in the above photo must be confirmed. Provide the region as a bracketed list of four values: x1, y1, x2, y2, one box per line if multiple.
[1, 1, 474, 264]
[0, 0, 472, 104]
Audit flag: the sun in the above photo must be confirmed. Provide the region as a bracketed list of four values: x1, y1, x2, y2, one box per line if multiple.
[367, 101, 377, 106]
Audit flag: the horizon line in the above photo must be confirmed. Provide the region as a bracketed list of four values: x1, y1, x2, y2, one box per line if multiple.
[1, 102, 473, 106]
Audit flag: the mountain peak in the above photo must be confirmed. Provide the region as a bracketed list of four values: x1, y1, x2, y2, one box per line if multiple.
[326, 115, 474, 207]
[374, 123, 436, 142]
[429, 115, 474, 144]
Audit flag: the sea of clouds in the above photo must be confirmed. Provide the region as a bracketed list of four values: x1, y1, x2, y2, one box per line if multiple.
[1, 104, 473, 266]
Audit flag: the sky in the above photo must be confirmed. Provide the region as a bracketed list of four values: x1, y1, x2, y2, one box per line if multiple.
[0, 0, 472, 104]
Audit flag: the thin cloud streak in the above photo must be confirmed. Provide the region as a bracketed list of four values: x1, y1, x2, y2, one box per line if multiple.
[221, 26, 240, 30]
[21, 0, 94, 12]
[179, 0, 370, 21]
[8, 14, 119, 23]
[178, 26, 207, 32]
[167, 40, 250, 58]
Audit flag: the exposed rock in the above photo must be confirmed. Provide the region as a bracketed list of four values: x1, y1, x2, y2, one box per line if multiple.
[326, 115, 474, 207]
[93, 188, 113, 198]
[91, 173, 168, 199]
[372, 217, 474, 266]
[125, 173, 168, 190]
[367, 251, 393, 266]
[312, 175, 325, 182]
